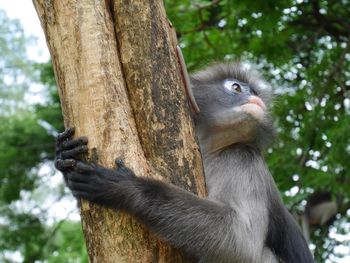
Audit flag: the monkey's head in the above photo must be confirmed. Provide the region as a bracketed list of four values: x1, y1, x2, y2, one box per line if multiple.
[191, 62, 275, 154]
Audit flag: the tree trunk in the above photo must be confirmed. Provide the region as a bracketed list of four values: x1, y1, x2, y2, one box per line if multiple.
[33, 0, 206, 262]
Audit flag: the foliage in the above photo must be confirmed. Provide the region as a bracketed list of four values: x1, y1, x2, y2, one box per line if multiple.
[0, 208, 47, 262]
[0, 9, 35, 114]
[43, 221, 88, 263]
[0, 208, 87, 263]
[165, 0, 350, 261]
[0, 112, 52, 203]
[0, 9, 85, 263]
[1, 0, 350, 262]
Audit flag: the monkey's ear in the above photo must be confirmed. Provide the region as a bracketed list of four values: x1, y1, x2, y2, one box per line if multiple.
[176, 46, 200, 114]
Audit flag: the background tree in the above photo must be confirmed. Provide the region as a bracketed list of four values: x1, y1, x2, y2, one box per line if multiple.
[33, 0, 205, 261]
[0, 9, 87, 263]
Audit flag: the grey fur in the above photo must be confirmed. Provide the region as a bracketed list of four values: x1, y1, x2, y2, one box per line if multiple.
[57, 63, 314, 262]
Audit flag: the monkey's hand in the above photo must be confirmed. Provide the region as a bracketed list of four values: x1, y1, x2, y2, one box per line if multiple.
[65, 158, 137, 209]
[54, 127, 137, 209]
[54, 127, 88, 183]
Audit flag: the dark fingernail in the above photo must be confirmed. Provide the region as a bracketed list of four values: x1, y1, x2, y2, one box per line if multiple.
[115, 158, 125, 168]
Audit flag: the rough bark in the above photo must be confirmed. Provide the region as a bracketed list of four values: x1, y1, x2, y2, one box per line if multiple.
[33, 0, 205, 262]
[111, 0, 206, 195]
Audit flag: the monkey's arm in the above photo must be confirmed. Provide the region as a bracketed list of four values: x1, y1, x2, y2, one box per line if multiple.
[66, 159, 236, 260]
[55, 128, 264, 261]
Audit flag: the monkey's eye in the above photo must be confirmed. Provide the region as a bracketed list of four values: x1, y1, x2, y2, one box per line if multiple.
[224, 80, 243, 94]
[231, 83, 242, 93]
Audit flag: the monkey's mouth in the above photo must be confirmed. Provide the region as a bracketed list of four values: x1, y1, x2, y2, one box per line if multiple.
[240, 96, 266, 121]
[245, 96, 266, 110]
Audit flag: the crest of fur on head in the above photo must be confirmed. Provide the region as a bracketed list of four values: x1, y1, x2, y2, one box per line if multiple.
[190, 61, 276, 151]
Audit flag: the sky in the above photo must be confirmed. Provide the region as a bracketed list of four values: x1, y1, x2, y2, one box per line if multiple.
[0, 0, 50, 62]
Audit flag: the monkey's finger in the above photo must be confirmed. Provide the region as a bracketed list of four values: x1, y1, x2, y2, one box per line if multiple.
[67, 171, 90, 182]
[61, 137, 88, 150]
[55, 159, 76, 170]
[115, 158, 125, 168]
[61, 145, 88, 159]
[67, 181, 95, 192]
[75, 161, 94, 173]
[57, 127, 75, 142]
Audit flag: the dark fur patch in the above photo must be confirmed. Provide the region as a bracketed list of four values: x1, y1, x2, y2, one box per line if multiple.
[266, 193, 314, 263]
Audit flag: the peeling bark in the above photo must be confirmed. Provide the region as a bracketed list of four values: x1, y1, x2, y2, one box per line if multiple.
[33, 0, 205, 262]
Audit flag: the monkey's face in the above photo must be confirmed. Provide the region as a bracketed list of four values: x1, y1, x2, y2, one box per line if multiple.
[191, 63, 274, 153]
[222, 79, 266, 121]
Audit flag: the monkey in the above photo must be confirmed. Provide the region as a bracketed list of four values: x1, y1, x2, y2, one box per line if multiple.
[55, 62, 314, 263]
[302, 192, 338, 242]
[305, 192, 338, 227]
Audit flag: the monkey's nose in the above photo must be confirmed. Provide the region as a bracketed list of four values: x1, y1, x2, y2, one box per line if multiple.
[247, 96, 266, 110]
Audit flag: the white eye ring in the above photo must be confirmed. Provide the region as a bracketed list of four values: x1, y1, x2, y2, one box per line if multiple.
[224, 80, 242, 93]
